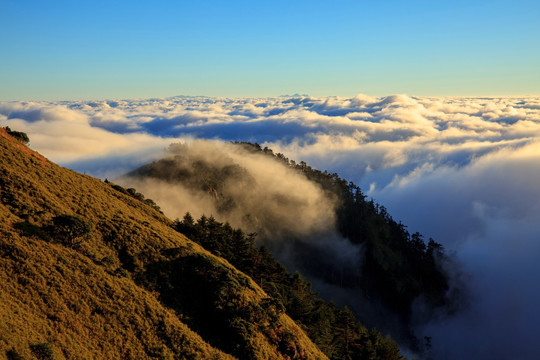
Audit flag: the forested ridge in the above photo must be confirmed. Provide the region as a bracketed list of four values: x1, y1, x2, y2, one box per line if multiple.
[239, 143, 461, 344]
[237, 143, 456, 320]
[174, 214, 403, 360]
[127, 141, 463, 355]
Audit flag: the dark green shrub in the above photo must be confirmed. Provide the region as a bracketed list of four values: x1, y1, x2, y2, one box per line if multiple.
[108, 183, 161, 212]
[4, 127, 30, 144]
[29, 342, 55, 360]
[144, 198, 161, 212]
[110, 184, 127, 194]
[14, 221, 51, 241]
[50, 214, 91, 247]
[6, 348, 24, 360]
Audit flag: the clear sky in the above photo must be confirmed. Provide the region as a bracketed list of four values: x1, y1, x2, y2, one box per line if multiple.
[1, 0, 539, 100]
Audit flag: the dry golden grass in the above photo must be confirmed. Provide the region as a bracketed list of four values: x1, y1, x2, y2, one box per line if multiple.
[0, 128, 327, 359]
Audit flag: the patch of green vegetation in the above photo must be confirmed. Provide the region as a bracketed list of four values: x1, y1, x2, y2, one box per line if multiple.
[174, 214, 404, 360]
[139, 250, 302, 360]
[49, 214, 91, 247]
[29, 343, 55, 360]
[4, 126, 30, 144]
[5, 348, 24, 360]
[106, 180, 162, 213]
[13, 221, 51, 241]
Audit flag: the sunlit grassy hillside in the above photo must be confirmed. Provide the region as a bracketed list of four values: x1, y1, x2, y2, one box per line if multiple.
[0, 128, 327, 360]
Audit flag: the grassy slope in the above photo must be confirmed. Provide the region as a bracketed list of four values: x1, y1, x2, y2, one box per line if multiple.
[0, 129, 327, 360]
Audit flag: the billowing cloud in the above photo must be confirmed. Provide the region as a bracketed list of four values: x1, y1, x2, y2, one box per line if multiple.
[2, 94, 540, 359]
[120, 140, 339, 240]
[0, 101, 174, 178]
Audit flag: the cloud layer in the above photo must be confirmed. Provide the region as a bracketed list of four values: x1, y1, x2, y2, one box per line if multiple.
[2, 94, 540, 359]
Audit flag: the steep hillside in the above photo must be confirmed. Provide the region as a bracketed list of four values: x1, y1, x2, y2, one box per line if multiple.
[0, 128, 328, 360]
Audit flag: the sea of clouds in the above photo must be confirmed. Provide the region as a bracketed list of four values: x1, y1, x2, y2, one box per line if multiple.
[1, 94, 540, 359]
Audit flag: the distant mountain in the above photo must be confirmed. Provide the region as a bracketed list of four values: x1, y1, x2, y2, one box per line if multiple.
[124, 141, 464, 354]
[0, 128, 335, 359]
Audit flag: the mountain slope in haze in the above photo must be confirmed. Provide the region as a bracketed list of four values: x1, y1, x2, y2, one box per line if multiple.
[0, 128, 329, 360]
[123, 141, 463, 352]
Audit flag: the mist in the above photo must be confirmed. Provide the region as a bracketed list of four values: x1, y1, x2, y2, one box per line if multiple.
[120, 140, 339, 239]
[2, 94, 540, 358]
[118, 140, 366, 301]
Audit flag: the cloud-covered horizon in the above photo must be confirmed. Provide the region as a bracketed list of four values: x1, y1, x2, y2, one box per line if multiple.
[2, 94, 540, 359]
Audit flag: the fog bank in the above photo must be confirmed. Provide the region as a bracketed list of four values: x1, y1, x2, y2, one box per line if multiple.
[2, 94, 540, 358]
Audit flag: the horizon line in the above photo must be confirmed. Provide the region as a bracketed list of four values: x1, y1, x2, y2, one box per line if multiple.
[2, 93, 540, 103]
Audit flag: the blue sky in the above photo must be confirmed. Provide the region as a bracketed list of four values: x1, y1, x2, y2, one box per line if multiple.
[1, 0, 539, 100]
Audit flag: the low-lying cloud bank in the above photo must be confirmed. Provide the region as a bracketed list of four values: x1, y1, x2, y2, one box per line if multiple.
[2, 94, 540, 359]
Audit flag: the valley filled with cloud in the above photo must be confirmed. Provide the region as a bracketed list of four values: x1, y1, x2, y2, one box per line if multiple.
[2, 94, 540, 359]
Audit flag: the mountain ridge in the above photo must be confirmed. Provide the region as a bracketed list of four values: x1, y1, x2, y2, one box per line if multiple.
[122, 140, 461, 354]
[0, 128, 329, 359]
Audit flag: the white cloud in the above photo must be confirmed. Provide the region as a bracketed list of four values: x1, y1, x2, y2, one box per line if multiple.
[2, 94, 540, 358]
[0, 102, 174, 173]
